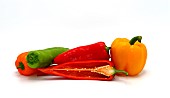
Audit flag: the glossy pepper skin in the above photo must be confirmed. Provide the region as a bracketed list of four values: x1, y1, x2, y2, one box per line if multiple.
[27, 47, 69, 68]
[15, 52, 37, 76]
[53, 42, 110, 64]
[111, 36, 147, 76]
[38, 60, 128, 81]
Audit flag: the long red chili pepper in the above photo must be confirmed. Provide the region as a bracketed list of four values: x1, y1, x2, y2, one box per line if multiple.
[38, 60, 128, 81]
[53, 42, 110, 64]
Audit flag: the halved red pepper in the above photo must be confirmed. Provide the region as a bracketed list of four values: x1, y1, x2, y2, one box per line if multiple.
[38, 60, 128, 81]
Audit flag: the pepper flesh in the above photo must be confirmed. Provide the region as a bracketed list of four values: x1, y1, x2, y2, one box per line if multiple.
[111, 36, 147, 76]
[53, 42, 110, 64]
[38, 60, 128, 81]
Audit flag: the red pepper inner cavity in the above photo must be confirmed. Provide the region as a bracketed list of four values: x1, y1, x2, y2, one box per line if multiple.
[52, 61, 112, 79]
[54, 70, 110, 79]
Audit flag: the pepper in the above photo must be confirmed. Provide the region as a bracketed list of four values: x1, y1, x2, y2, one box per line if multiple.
[15, 52, 37, 76]
[27, 47, 69, 68]
[111, 36, 147, 76]
[15, 52, 47, 76]
[38, 60, 128, 81]
[53, 42, 110, 64]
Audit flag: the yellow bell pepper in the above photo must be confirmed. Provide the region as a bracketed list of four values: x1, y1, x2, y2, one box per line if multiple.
[111, 36, 147, 76]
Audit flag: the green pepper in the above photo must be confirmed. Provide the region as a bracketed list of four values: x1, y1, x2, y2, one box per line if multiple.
[27, 47, 69, 68]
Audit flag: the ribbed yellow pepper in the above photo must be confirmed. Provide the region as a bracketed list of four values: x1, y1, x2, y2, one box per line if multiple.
[111, 36, 147, 76]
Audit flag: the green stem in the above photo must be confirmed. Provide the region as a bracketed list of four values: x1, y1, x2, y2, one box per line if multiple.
[27, 52, 39, 65]
[129, 36, 142, 45]
[105, 47, 111, 54]
[17, 62, 25, 70]
[113, 68, 128, 76]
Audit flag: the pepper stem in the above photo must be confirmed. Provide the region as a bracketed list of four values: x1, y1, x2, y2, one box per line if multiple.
[17, 62, 25, 70]
[26, 52, 39, 65]
[113, 68, 128, 76]
[105, 47, 111, 54]
[129, 36, 142, 45]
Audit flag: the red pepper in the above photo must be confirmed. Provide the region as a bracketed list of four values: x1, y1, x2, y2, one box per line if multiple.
[38, 60, 128, 81]
[53, 42, 110, 64]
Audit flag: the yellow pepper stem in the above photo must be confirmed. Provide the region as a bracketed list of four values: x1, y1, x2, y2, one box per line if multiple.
[129, 36, 142, 45]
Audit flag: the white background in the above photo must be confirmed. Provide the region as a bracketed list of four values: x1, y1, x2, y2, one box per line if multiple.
[0, 0, 170, 98]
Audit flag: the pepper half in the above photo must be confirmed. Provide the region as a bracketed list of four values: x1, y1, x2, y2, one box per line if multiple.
[38, 60, 128, 81]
